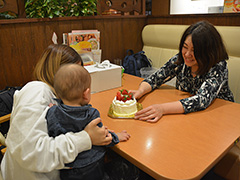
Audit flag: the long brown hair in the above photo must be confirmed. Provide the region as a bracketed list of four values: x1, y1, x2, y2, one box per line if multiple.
[33, 44, 83, 90]
[176, 21, 228, 75]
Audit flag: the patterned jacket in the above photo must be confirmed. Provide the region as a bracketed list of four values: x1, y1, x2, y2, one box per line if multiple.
[143, 54, 234, 113]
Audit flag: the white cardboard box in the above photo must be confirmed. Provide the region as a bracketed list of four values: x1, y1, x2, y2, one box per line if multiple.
[84, 63, 122, 93]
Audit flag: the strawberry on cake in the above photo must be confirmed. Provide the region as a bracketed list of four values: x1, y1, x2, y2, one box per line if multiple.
[111, 89, 138, 118]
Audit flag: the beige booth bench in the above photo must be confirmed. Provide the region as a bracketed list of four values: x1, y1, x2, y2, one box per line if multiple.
[142, 24, 240, 103]
[142, 23, 240, 180]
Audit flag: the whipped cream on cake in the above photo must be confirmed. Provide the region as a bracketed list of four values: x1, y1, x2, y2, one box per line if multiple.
[112, 89, 138, 117]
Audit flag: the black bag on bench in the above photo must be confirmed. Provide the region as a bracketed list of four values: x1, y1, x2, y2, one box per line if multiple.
[123, 50, 152, 77]
[0, 86, 22, 136]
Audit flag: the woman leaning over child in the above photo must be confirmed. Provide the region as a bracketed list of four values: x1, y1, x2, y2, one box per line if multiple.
[0, 45, 115, 180]
[1, 44, 141, 180]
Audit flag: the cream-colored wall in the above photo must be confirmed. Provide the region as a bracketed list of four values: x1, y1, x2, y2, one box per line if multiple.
[170, 0, 224, 14]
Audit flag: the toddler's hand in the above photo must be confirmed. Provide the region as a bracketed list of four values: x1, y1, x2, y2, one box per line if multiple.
[116, 130, 130, 142]
[48, 103, 56, 108]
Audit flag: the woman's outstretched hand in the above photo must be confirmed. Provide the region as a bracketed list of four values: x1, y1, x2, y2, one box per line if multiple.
[134, 104, 163, 123]
[84, 118, 112, 146]
[135, 101, 184, 123]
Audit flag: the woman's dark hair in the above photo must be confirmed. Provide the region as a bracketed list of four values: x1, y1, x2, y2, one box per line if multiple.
[176, 20, 228, 75]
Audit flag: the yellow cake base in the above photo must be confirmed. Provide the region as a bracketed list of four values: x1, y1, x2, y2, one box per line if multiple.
[108, 103, 143, 119]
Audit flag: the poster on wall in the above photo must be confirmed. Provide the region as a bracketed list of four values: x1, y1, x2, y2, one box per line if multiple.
[223, 0, 240, 12]
[62, 30, 101, 66]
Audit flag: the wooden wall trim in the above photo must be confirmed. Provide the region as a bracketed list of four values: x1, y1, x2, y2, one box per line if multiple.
[0, 15, 146, 25]
[149, 13, 240, 18]
[147, 13, 240, 26]
[1, 13, 239, 26]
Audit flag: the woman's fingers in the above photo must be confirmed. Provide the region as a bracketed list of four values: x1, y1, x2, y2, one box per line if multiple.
[135, 106, 153, 118]
[146, 117, 161, 123]
[104, 133, 113, 145]
[90, 117, 102, 126]
[84, 118, 113, 146]
[129, 90, 140, 99]
[135, 105, 163, 122]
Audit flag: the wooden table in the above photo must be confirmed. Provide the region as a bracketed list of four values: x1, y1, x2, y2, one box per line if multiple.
[90, 74, 240, 180]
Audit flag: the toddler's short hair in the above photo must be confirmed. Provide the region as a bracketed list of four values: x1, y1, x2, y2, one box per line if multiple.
[54, 64, 91, 101]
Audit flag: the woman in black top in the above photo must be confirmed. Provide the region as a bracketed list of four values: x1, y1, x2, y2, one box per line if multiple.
[133, 20, 234, 123]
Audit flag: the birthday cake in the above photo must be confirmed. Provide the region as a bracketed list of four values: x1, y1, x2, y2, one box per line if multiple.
[111, 89, 138, 118]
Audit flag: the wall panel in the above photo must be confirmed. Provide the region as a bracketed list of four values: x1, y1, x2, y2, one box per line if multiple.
[0, 16, 146, 89]
[1, 13, 239, 89]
